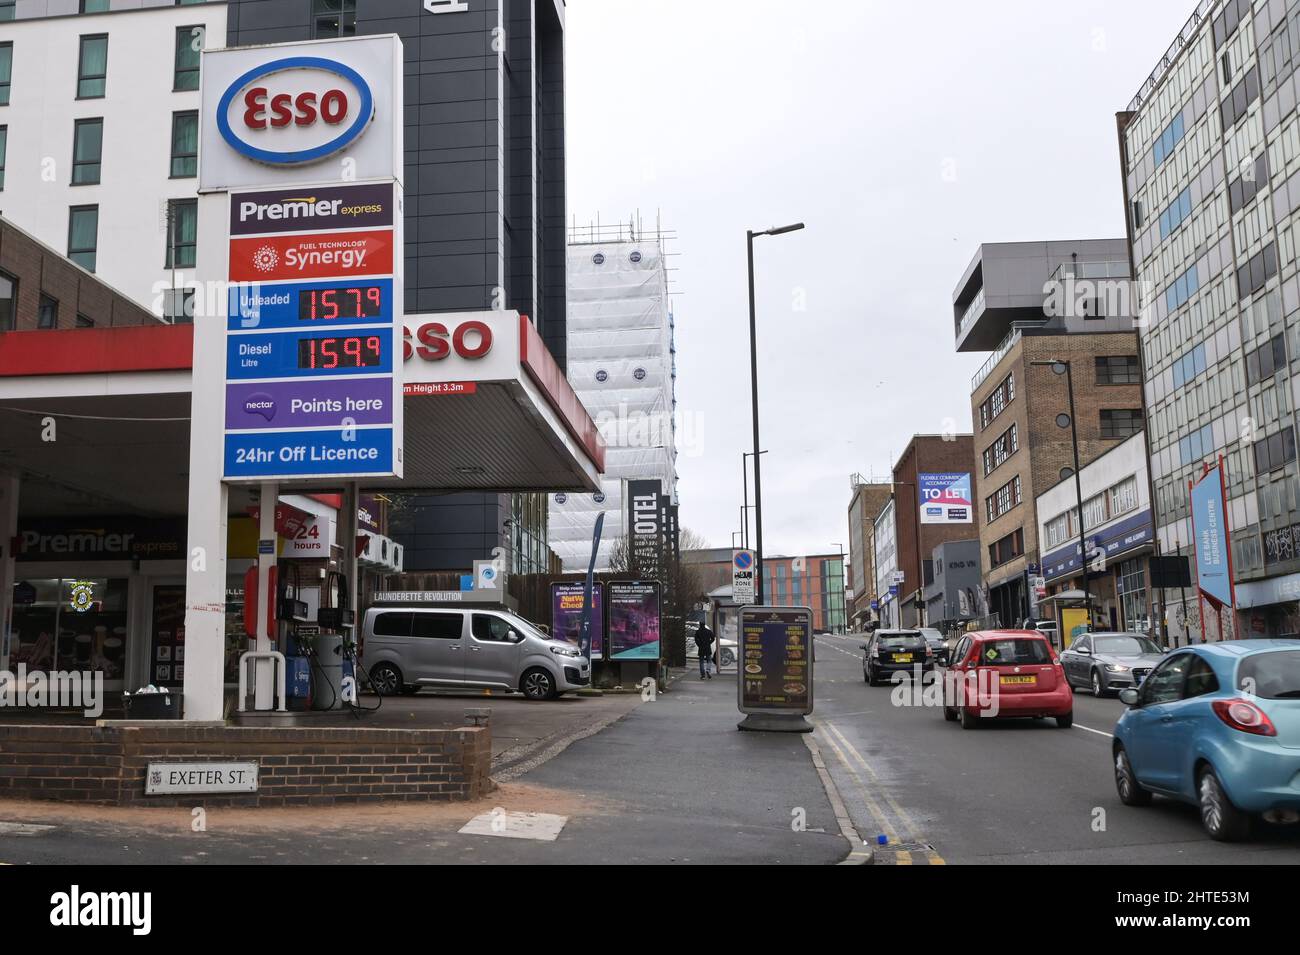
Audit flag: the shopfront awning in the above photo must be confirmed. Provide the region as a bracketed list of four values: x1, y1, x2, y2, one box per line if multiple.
[0, 314, 603, 520]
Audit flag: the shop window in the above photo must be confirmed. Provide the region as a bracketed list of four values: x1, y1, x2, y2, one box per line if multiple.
[72, 118, 103, 185]
[9, 578, 128, 679]
[77, 34, 108, 99]
[68, 204, 99, 272]
[174, 26, 202, 91]
[170, 111, 198, 178]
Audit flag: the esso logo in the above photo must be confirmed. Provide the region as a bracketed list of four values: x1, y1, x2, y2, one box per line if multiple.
[217, 56, 374, 165]
[403, 321, 494, 362]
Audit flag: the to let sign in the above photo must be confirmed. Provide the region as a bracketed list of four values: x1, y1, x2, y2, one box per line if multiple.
[146, 761, 260, 795]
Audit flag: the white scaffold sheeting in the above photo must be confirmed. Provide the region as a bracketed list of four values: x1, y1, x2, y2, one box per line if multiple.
[549, 238, 679, 571]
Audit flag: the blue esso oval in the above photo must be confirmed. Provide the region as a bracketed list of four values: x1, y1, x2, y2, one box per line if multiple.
[217, 56, 375, 165]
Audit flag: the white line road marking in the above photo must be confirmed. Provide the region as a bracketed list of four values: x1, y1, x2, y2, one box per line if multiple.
[1072, 723, 1114, 739]
[0, 823, 55, 836]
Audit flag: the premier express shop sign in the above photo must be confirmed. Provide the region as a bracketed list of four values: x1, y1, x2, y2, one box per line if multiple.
[199, 37, 405, 482]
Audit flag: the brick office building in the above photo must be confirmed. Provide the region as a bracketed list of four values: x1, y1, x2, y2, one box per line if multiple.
[890, 434, 977, 628]
[955, 241, 1142, 626]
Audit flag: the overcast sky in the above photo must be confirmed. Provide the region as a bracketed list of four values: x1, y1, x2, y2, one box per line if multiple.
[564, 0, 1193, 562]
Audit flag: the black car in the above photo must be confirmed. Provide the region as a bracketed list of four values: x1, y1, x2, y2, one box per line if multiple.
[861, 629, 933, 685]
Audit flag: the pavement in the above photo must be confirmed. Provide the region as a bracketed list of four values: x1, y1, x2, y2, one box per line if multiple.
[0, 669, 852, 865]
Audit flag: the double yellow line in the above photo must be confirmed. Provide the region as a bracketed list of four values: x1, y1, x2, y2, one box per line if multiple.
[817, 720, 945, 865]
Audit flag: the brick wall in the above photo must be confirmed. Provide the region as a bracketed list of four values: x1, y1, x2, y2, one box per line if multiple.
[0, 724, 492, 807]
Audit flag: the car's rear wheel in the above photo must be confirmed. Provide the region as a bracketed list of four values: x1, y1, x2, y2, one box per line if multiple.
[521, 667, 557, 701]
[1113, 744, 1152, 807]
[1055, 711, 1073, 728]
[960, 706, 978, 729]
[1198, 765, 1253, 842]
[368, 662, 402, 698]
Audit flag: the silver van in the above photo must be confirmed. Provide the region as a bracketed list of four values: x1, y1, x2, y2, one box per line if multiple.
[360, 605, 590, 700]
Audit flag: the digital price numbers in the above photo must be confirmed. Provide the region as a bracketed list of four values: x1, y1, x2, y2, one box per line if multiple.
[298, 285, 385, 321]
[297, 335, 384, 370]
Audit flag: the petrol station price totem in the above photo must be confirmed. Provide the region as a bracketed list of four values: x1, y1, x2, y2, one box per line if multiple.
[184, 35, 405, 721]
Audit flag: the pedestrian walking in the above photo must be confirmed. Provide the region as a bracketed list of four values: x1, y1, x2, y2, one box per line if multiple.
[694, 623, 716, 679]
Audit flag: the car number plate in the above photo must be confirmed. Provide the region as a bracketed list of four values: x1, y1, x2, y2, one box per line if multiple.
[893, 654, 913, 663]
[999, 675, 1036, 685]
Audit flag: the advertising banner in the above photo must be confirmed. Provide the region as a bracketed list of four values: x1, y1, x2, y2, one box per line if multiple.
[1190, 464, 1234, 607]
[626, 480, 664, 576]
[228, 230, 395, 283]
[230, 183, 395, 236]
[738, 606, 813, 715]
[919, 472, 973, 524]
[551, 582, 604, 659]
[608, 581, 660, 660]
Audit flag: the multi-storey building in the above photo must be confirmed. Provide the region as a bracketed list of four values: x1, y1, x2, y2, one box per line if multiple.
[891, 434, 978, 627]
[0, 0, 571, 574]
[954, 241, 1142, 626]
[846, 475, 893, 629]
[1117, 0, 1300, 639]
[683, 548, 846, 633]
[873, 496, 899, 627]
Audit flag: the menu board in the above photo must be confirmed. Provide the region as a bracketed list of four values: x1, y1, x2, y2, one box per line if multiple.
[738, 607, 813, 714]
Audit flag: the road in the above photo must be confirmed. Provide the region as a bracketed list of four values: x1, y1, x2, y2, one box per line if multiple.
[811, 632, 1300, 864]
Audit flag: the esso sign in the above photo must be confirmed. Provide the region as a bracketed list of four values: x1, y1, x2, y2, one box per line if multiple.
[404, 321, 494, 362]
[217, 56, 374, 165]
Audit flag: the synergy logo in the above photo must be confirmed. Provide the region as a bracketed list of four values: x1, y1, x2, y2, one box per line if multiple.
[216, 56, 375, 165]
[229, 230, 394, 282]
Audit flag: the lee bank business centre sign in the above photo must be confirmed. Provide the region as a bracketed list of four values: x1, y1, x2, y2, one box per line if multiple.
[200, 36, 405, 482]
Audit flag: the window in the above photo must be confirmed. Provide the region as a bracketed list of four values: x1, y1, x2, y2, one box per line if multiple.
[1101, 409, 1142, 439]
[71, 118, 103, 185]
[1158, 187, 1192, 239]
[1184, 657, 1220, 699]
[37, 294, 57, 329]
[75, 313, 94, 328]
[1171, 343, 1207, 387]
[170, 111, 198, 178]
[1096, 355, 1140, 385]
[985, 476, 1022, 522]
[165, 199, 197, 268]
[77, 35, 108, 99]
[79, 0, 109, 11]
[1254, 427, 1297, 474]
[1246, 334, 1287, 385]
[979, 372, 1015, 429]
[174, 26, 203, 91]
[1139, 654, 1192, 706]
[0, 42, 11, 105]
[1179, 423, 1214, 466]
[0, 269, 16, 331]
[1109, 477, 1139, 517]
[1045, 512, 1072, 549]
[984, 423, 1018, 475]
[0, 1, 13, 22]
[313, 0, 357, 38]
[1131, 199, 1144, 230]
[1165, 263, 1200, 312]
[471, 614, 514, 642]
[1229, 153, 1269, 215]
[68, 205, 99, 272]
[412, 612, 464, 639]
[161, 287, 195, 324]
[1237, 243, 1278, 301]
[988, 529, 1024, 568]
[0, 125, 6, 191]
[1153, 111, 1185, 165]
[1220, 65, 1260, 129]
[372, 612, 412, 637]
[1082, 493, 1107, 531]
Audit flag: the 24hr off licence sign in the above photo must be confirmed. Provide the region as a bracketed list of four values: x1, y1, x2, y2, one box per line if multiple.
[223, 183, 402, 481]
[739, 607, 813, 714]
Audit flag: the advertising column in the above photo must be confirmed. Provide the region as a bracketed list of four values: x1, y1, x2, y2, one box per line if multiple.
[184, 36, 404, 720]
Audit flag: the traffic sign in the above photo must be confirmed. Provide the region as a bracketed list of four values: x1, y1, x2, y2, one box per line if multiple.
[732, 549, 756, 605]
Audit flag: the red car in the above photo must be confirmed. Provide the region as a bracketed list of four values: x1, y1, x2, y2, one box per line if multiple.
[942, 629, 1073, 729]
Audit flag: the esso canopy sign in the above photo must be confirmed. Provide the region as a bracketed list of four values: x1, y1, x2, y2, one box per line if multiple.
[218, 57, 373, 165]
[402, 311, 520, 385]
[200, 35, 402, 191]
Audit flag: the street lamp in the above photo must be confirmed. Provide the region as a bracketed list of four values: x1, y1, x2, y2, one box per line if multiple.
[830, 542, 845, 633]
[742, 450, 768, 550]
[747, 223, 805, 604]
[1031, 359, 1091, 634]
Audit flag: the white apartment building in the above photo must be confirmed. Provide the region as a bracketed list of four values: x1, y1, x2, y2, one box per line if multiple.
[874, 496, 897, 629]
[0, 2, 228, 320]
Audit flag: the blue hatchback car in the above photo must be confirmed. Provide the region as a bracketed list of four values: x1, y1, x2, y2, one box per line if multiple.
[1113, 640, 1300, 841]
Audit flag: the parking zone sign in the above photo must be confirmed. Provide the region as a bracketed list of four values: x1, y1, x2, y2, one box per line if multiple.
[732, 549, 756, 605]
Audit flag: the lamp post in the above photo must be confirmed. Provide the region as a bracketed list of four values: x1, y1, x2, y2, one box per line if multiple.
[1031, 359, 1091, 634]
[742, 450, 768, 550]
[747, 223, 805, 603]
[830, 542, 845, 633]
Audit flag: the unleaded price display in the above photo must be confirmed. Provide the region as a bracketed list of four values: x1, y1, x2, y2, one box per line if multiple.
[298, 284, 384, 321]
[739, 608, 813, 714]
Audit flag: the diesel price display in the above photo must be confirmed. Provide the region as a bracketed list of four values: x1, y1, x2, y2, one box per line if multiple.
[297, 335, 383, 370]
